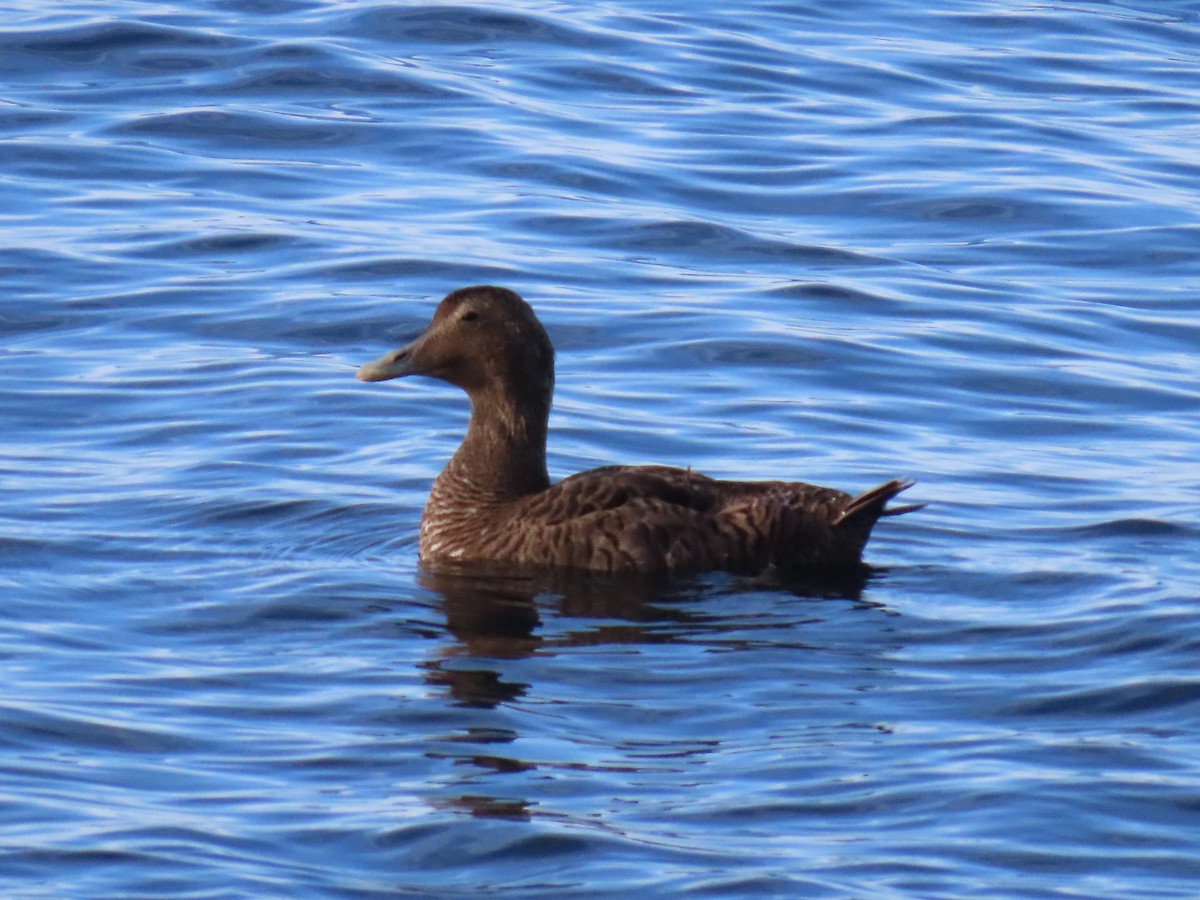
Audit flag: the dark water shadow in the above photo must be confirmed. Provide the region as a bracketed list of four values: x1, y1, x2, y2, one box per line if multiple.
[422, 560, 874, 663]
[413, 561, 879, 820]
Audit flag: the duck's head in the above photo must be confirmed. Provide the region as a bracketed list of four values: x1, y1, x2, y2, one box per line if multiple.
[357, 286, 555, 404]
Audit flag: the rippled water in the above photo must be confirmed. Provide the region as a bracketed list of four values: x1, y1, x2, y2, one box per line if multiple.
[3, 0, 1199, 896]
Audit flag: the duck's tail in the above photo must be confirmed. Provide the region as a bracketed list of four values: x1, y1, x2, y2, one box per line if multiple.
[833, 479, 923, 528]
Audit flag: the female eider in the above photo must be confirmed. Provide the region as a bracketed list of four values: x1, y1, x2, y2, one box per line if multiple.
[357, 286, 919, 574]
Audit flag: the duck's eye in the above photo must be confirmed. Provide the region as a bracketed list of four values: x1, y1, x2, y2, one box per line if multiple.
[460, 310, 479, 322]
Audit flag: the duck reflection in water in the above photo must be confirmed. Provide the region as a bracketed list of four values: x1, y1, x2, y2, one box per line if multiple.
[421, 560, 874, 703]
[416, 560, 878, 821]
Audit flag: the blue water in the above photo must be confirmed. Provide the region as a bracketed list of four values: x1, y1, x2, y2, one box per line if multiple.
[3, 0, 1199, 895]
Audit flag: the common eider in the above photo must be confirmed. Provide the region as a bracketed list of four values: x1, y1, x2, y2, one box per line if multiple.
[357, 286, 920, 574]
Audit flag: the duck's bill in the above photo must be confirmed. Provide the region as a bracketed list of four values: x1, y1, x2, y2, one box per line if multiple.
[356, 342, 418, 382]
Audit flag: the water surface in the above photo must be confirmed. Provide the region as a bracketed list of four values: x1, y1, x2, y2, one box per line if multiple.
[2, 1, 1199, 896]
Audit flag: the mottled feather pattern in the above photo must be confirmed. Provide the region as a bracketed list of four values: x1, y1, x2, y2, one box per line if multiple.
[358, 287, 920, 575]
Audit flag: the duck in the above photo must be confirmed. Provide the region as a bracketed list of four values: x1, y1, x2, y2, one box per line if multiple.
[357, 285, 920, 575]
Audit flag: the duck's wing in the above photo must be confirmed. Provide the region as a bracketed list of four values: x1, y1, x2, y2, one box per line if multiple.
[505, 466, 819, 573]
[501, 466, 918, 574]
[529, 465, 721, 521]
[500, 465, 718, 572]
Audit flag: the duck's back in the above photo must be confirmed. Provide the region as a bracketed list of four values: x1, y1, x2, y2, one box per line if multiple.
[421, 463, 903, 575]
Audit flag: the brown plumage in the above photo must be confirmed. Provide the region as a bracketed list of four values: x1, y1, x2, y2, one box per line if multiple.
[357, 286, 920, 575]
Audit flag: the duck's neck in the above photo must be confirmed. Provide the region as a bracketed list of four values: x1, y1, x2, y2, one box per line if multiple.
[433, 387, 551, 507]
